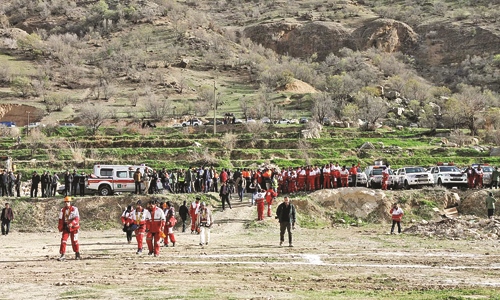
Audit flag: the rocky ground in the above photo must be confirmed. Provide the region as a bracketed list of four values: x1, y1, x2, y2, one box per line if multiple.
[0, 191, 499, 299]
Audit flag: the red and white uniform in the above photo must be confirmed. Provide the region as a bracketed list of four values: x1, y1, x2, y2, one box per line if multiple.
[340, 168, 349, 187]
[58, 205, 80, 255]
[331, 165, 341, 188]
[308, 168, 316, 191]
[145, 205, 166, 256]
[131, 207, 147, 251]
[121, 209, 134, 225]
[163, 207, 176, 246]
[255, 192, 266, 221]
[323, 166, 331, 189]
[382, 168, 390, 190]
[265, 188, 278, 217]
[390, 207, 404, 221]
[189, 201, 200, 232]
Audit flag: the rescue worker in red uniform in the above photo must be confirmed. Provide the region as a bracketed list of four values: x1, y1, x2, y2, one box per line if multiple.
[189, 197, 201, 233]
[297, 168, 306, 191]
[464, 166, 475, 189]
[131, 200, 146, 254]
[145, 200, 166, 257]
[382, 166, 390, 190]
[121, 205, 135, 244]
[163, 201, 176, 247]
[323, 165, 331, 189]
[255, 190, 266, 221]
[58, 196, 80, 261]
[475, 166, 484, 189]
[340, 166, 349, 187]
[265, 188, 278, 217]
[307, 166, 316, 191]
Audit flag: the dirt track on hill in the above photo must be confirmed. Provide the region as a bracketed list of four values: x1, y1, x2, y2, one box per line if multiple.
[1, 196, 500, 299]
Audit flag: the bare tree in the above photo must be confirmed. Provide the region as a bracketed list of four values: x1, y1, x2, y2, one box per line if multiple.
[25, 129, 47, 158]
[311, 92, 334, 123]
[355, 92, 389, 130]
[144, 94, 171, 121]
[245, 121, 267, 147]
[79, 102, 110, 135]
[444, 84, 496, 136]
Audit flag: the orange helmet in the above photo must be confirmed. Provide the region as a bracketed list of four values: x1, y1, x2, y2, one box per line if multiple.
[64, 196, 72, 202]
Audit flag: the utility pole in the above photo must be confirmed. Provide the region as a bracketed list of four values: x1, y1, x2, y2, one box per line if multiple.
[26, 111, 30, 137]
[213, 80, 217, 136]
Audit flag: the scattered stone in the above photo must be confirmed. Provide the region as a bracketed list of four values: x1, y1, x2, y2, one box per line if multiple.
[405, 216, 500, 240]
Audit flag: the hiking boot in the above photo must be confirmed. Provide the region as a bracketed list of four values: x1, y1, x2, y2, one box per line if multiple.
[289, 244, 293, 247]
[279, 241, 283, 246]
[154, 254, 158, 257]
[148, 251, 153, 256]
[199, 243, 203, 246]
[75, 252, 81, 260]
[136, 249, 142, 255]
[172, 242, 175, 247]
[57, 254, 66, 261]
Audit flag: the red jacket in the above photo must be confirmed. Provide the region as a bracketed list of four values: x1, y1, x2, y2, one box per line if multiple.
[265, 189, 278, 204]
[145, 206, 166, 233]
[58, 205, 80, 233]
[390, 207, 404, 221]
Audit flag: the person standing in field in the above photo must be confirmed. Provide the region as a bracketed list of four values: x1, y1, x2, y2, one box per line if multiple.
[196, 202, 214, 246]
[145, 200, 165, 257]
[189, 197, 201, 233]
[131, 200, 147, 254]
[486, 192, 496, 219]
[390, 203, 404, 234]
[58, 196, 81, 261]
[178, 200, 189, 233]
[1, 202, 14, 235]
[276, 196, 296, 247]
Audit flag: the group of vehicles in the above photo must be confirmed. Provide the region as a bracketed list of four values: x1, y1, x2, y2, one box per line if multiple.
[173, 117, 314, 127]
[361, 162, 494, 190]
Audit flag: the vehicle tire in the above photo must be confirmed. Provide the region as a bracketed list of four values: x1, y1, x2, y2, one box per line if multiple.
[437, 178, 443, 187]
[182, 123, 186, 127]
[194, 124, 199, 126]
[98, 185, 113, 196]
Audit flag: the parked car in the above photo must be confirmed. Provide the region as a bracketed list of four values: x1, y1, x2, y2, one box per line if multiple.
[28, 122, 43, 128]
[322, 117, 331, 126]
[348, 171, 368, 187]
[59, 123, 76, 127]
[365, 166, 404, 189]
[275, 118, 291, 125]
[181, 119, 203, 127]
[395, 166, 434, 189]
[0, 121, 16, 128]
[429, 165, 467, 188]
[205, 119, 223, 126]
[171, 123, 183, 128]
[472, 164, 494, 187]
[299, 117, 309, 124]
[234, 118, 244, 124]
[261, 117, 271, 124]
[289, 118, 299, 124]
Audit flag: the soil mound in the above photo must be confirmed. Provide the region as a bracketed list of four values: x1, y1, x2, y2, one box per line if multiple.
[405, 217, 500, 240]
[277, 79, 317, 93]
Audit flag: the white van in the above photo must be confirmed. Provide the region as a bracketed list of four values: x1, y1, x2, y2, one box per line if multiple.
[87, 164, 162, 196]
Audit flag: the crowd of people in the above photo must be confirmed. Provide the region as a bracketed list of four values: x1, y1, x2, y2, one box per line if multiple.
[143, 163, 363, 197]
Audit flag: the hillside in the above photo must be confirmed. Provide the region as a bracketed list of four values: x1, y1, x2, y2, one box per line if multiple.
[0, 0, 499, 169]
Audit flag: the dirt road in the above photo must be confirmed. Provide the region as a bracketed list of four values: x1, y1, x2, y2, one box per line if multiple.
[1, 198, 499, 299]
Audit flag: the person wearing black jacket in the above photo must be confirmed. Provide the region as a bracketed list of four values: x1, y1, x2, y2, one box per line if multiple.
[72, 170, 79, 197]
[41, 171, 50, 197]
[1, 202, 14, 235]
[64, 170, 73, 196]
[14, 171, 22, 198]
[78, 172, 86, 196]
[276, 196, 296, 247]
[31, 171, 41, 198]
[178, 201, 189, 232]
[7, 171, 15, 197]
[0, 170, 7, 196]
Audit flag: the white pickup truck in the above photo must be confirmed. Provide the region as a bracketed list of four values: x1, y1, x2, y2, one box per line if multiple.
[395, 166, 434, 189]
